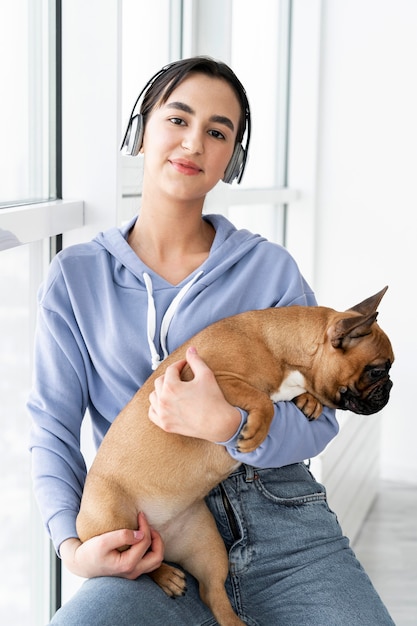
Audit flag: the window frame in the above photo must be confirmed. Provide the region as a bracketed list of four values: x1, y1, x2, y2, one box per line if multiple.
[0, 200, 84, 248]
[0, 2, 82, 622]
[0, 0, 84, 248]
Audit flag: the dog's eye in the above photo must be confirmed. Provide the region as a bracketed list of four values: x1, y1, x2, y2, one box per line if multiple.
[370, 369, 383, 380]
[367, 367, 387, 382]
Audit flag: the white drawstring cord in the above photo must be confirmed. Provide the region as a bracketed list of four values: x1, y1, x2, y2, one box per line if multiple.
[143, 271, 203, 370]
[143, 272, 161, 371]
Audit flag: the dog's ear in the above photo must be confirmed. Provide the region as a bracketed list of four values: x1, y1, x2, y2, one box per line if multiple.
[348, 286, 388, 316]
[328, 312, 379, 350]
[328, 286, 388, 350]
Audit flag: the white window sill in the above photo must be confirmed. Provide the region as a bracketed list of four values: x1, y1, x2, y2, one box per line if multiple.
[0, 200, 84, 250]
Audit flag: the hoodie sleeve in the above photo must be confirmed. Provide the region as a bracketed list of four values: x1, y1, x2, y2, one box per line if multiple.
[222, 404, 339, 468]
[28, 271, 89, 552]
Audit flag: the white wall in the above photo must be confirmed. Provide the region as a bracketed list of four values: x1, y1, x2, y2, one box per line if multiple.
[312, 0, 417, 482]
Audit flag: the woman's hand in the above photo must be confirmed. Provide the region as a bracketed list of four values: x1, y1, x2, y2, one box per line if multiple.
[59, 512, 164, 580]
[148, 346, 242, 442]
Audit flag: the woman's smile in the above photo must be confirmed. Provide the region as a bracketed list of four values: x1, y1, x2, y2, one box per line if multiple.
[169, 157, 203, 176]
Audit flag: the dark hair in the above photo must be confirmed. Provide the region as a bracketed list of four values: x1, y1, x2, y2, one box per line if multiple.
[140, 56, 250, 145]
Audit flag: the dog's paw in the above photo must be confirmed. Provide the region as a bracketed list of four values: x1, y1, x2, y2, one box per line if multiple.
[149, 562, 187, 597]
[237, 422, 269, 453]
[293, 392, 322, 421]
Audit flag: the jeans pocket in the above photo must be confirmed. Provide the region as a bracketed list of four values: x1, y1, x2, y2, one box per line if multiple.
[252, 463, 327, 506]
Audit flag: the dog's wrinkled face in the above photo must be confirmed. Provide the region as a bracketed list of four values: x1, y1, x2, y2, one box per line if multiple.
[337, 359, 393, 414]
[316, 287, 395, 416]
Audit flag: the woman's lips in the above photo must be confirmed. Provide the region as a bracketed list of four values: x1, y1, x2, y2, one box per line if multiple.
[170, 159, 202, 176]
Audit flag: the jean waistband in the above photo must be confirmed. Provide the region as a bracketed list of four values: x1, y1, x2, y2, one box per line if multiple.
[228, 462, 305, 482]
[228, 463, 266, 482]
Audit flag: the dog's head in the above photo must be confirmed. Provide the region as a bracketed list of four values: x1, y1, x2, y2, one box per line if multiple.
[321, 287, 394, 415]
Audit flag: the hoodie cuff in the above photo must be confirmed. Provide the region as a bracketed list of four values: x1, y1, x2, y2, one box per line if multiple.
[216, 408, 248, 446]
[48, 510, 79, 556]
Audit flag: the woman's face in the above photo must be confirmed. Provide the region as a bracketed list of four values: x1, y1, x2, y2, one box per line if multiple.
[141, 73, 242, 201]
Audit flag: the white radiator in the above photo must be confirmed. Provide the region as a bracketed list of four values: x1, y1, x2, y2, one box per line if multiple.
[309, 412, 381, 543]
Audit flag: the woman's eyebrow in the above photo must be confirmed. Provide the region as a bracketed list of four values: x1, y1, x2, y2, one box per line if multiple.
[166, 101, 235, 132]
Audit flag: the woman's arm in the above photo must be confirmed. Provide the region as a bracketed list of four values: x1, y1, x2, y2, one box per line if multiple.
[29, 305, 165, 577]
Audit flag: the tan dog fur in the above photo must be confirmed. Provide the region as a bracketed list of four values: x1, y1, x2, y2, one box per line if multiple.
[77, 288, 394, 626]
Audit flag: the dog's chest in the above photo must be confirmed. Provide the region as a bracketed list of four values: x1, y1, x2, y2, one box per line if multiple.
[270, 370, 307, 402]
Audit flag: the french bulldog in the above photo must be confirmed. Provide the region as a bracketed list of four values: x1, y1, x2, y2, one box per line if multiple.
[77, 287, 394, 626]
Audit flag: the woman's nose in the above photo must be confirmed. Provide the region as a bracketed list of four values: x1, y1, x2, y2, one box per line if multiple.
[181, 128, 204, 154]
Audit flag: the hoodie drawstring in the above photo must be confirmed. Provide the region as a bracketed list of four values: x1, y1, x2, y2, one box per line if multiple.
[143, 271, 203, 370]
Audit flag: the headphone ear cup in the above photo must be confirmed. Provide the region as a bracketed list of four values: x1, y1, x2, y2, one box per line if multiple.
[222, 144, 245, 184]
[121, 114, 144, 156]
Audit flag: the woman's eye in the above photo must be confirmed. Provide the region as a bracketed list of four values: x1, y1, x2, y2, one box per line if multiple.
[209, 129, 226, 140]
[169, 117, 185, 126]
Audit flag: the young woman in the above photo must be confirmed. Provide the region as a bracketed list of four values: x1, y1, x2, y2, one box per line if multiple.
[29, 57, 394, 625]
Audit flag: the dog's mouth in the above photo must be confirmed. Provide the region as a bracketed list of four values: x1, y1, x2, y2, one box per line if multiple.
[337, 360, 393, 415]
[338, 378, 393, 415]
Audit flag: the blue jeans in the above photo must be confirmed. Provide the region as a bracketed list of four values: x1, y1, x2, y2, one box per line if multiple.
[50, 463, 394, 625]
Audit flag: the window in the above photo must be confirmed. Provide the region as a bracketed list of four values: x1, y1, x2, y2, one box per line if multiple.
[0, 1, 58, 208]
[0, 2, 60, 624]
[0, 243, 50, 624]
[226, 0, 293, 241]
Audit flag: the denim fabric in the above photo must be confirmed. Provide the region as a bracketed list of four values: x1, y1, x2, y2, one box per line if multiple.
[50, 464, 394, 625]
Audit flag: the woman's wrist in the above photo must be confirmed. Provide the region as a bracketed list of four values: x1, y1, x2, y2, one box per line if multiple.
[214, 406, 244, 444]
[59, 537, 83, 573]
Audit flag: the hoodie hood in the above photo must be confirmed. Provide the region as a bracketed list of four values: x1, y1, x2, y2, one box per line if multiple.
[93, 214, 268, 370]
[94, 214, 267, 291]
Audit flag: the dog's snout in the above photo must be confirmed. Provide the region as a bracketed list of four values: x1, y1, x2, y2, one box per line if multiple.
[338, 375, 393, 415]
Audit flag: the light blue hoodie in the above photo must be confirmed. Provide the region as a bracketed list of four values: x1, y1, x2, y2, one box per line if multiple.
[28, 214, 338, 552]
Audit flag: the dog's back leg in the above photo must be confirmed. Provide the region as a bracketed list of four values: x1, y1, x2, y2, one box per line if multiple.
[157, 499, 246, 626]
[148, 562, 187, 597]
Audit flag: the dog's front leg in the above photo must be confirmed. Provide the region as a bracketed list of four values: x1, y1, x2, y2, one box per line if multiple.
[222, 385, 274, 455]
[293, 392, 323, 421]
[216, 376, 275, 454]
